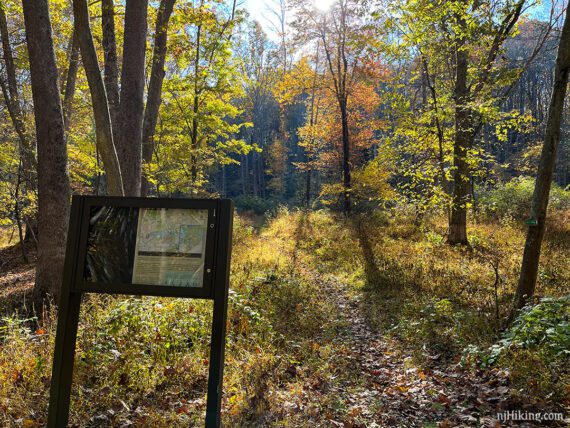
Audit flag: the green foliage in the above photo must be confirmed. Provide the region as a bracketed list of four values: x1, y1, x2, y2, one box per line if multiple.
[479, 176, 570, 219]
[351, 156, 395, 207]
[143, 1, 255, 195]
[464, 296, 569, 402]
[393, 298, 495, 361]
[233, 195, 278, 215]
[486, 296, 569, 365]
[386, 0, 536, 226]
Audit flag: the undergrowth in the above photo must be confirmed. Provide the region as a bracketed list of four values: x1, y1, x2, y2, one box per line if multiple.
[0, 208, 567, 426]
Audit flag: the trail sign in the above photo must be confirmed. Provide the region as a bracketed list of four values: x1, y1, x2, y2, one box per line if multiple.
[524, 218, 538, 226]
[47, 196, 233, 428]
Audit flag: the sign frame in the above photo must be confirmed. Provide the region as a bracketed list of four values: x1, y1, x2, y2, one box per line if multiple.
[47, 195, 234, 428]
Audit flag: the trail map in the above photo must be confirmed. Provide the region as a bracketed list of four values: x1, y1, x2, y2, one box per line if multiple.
[132, 208, 208, 287]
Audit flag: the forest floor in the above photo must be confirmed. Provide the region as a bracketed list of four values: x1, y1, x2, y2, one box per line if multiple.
[0, 210, 567, 427]
[247, 214, 565, 428]
[0, 241, 36, 313]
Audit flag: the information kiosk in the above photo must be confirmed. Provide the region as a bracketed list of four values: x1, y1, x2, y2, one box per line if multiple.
[47, 196, 233, 428]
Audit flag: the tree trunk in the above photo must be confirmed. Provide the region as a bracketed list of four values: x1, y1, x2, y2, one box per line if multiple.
[241, 154, 247, 195]
[258, 153, 265, 198]
[448, 35, 470, 245]
[142, 0, 176, 196]
[515, 5, 570, 310]
[14, 161, 28, 264]
[101, 0, 120, 131]
[340, 98, 351, 214]
[0, 3, 35, 178]
[22, 0, 71, 306]
[116, 0, 148, 196]
[0, 2, 37, 237]
[73, 0, 123, 196]
[252, 147, 258, 197]
[62, 30, 79, 132]
[190, 21, 202, 189]
[306, 169, 311, 208]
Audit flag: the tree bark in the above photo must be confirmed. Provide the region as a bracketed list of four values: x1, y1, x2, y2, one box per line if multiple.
[22, 0, 71, 305]
[190, 19, 202, 188]
[116, 0, 148, 196]
[340, 98, 351, 214]
[515, 5, 570, 310]
[306, 169, 311, 207]
[142, 0, 176, 196]
[448, 29, 470, 245]
[62, 30, 80, 132]
[101, 0, 120, 131]
[72, 0, 123, 196]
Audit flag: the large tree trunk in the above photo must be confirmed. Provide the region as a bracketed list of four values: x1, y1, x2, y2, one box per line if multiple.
[515, 5, 570, 310]
[22, 0, 71, 306]
[116, 0, 148, 196]
[101, 0, 120, 132]
[72, 0, 123, 196]
[142, 0, 176, 196]
[448, 35, 470, 245]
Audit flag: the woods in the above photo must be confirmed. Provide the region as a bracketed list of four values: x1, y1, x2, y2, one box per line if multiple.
[0, 0, 568, 425]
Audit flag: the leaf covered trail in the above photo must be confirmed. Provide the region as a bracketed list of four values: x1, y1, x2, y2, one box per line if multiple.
[262, 213, 565, 427]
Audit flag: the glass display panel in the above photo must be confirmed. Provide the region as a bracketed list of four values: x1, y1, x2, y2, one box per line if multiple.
[84, 206, 209, 287]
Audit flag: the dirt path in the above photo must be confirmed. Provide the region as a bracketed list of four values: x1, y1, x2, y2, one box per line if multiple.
[316, 273, 562, 428]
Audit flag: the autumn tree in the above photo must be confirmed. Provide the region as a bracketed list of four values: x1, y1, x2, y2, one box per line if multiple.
[22, 0, 70, 305]
[389, 0, 531, 243]
[266, 0, 293, 199]
[142, 0, 177, 196]
[291, 0, 382, 213]
[145, 0, 254, 195]
[515, 3, 570, 310]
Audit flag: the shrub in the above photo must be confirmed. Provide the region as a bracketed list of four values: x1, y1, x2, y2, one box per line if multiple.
[233, 195, 278, 215]
[464, 296, 569, 403]
[479, 176, 570, 219]
[394, 298, 495, 362]
[487, 295, 569, 364]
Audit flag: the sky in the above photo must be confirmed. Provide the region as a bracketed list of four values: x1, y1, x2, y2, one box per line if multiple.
[243, 0, 275, 37]
[242, 0, 562, 41]
[243, 0, 336, 40]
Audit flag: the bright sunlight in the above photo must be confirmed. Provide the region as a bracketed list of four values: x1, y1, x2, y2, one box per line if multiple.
[314, 0, 335, 12]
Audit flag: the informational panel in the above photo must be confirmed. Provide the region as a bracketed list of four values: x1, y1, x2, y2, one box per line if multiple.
[80, 201, 217, 297]
[48, 196, 233, 428]
[132, 208, 208, 287]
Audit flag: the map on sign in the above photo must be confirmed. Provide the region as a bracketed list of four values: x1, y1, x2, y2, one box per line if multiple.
[132, 208, 209, 287]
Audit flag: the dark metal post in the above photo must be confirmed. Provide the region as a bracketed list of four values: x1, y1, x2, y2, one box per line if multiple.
[205, 200, 233, 427]
[47, 196, 83, 427]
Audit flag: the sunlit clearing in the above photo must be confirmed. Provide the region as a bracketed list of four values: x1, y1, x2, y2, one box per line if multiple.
[314, 0, 335, 12]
